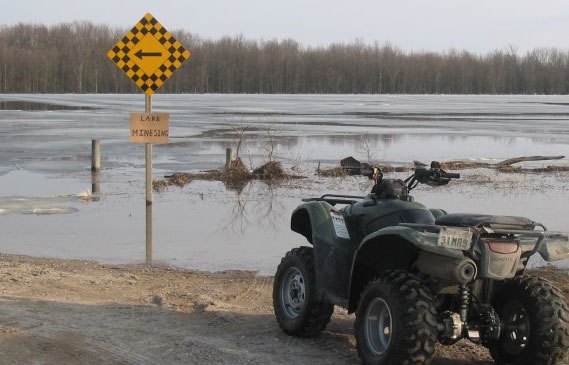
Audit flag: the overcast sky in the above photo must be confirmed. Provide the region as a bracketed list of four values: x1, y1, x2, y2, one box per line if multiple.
[1, 0, 569, 54]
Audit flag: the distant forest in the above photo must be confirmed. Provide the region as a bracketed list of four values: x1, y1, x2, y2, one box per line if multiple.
[1, 22, 569, 94]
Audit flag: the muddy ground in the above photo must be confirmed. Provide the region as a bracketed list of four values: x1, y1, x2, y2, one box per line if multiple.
[0, 255, 567, 364]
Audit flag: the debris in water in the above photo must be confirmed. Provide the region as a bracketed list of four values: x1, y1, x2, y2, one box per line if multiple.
[153, 158, 303, 192]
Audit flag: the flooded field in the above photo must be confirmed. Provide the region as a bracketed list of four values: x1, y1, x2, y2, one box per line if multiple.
[1, 94, 569, 273]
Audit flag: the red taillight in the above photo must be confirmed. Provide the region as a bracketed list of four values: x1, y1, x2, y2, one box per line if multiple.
[486, 240, 519, 254]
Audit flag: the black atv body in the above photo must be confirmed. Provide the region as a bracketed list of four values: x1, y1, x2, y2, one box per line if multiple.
[274, 163, 569, 365]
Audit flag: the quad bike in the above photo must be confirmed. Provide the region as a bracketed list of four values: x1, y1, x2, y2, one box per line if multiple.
[273, 162, 569, 365]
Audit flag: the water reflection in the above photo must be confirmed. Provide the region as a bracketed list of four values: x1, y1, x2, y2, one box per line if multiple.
[222, 180, 287, 234]
[256, 182, 286, 232]
[178, 132, 569, 167]
[223, 182, 250, 234]
[91, 171, 101, 201]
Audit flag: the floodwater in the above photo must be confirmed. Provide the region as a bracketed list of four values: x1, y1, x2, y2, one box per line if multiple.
[1, 94, 569, 273]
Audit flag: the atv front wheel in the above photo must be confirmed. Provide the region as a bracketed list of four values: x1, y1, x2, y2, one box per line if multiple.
[355, 270, 438, 365]
[488, 275, 569, 365]
[273, 247, 334, 337]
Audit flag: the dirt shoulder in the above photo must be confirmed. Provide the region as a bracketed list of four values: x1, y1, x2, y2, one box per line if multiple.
[0, 254, 567, 364]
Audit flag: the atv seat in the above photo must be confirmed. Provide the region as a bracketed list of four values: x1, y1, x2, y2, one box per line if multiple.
[435, 213, 535, 230]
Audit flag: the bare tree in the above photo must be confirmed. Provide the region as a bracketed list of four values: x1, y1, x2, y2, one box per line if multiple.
[0, 22, 568, 94]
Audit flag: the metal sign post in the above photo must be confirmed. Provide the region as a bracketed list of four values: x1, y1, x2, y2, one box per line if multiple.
[145, 94, 153, 264]
[107, 13, 191, 265]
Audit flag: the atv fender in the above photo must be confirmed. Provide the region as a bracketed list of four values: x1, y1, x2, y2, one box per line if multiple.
[346, 226, 468, 313]
[538, 236, 569, 262]
[291, 202, 358, 306]
[291, 202, 335, 245]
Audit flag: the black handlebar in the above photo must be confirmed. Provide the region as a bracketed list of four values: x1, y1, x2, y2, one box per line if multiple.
[403, 162, 460, 190]
[368, 161, 459, 195]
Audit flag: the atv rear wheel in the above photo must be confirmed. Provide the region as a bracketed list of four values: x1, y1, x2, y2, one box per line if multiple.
[273, 247, 334, 337]
[488, 275, 569, 365]
[355, 270, 438, 365]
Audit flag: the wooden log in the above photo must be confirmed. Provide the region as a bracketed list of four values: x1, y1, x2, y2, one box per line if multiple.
[440, 161, 491, 170]
[414, 160, 490, 170]
[496, 155, 564, 167]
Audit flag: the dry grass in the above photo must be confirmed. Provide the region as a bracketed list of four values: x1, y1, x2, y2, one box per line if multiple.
[153, 159, 300, 192]
[318, 167, 348, 177]
[253, 161, 286, 179]
[154, 154, 569, 192]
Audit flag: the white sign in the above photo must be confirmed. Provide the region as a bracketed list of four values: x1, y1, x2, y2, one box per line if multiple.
[331, 211, 350, 239]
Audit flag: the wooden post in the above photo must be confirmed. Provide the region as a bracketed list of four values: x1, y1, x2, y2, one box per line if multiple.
[91, 140, 101, 172]
[145, 95, 153, 265]
[91, 171, 101, 201]
[225, 147, 232, 168]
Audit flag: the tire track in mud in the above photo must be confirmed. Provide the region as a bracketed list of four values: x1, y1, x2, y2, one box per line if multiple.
[183, 275, 359, 364]
[225, 275, 273, 309]
[0, 298, 164, 364]
[277, 330, 358, 364]
[38, 331, 158, 365]
[207, 274, 359, 364]
[206, 275, 276, 335]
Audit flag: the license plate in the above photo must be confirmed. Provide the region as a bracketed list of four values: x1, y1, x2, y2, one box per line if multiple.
[437, 227, 473, 250]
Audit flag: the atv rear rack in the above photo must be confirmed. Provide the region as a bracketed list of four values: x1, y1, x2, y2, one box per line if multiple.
[401, 221, 569, 262]
[479, 225, 569, 260]
[302, 194, 364, 206]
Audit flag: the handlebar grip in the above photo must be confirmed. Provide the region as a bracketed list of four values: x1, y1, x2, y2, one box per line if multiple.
[445, 172, 460, 179]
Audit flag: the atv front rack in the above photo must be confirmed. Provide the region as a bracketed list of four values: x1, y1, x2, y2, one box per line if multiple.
[302, 194, 364, 206]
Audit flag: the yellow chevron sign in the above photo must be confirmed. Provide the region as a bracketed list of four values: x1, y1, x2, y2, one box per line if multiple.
[107, 13, 190, 95]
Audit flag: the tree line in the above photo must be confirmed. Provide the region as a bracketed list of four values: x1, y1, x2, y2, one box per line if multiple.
[0, 22, 568, 94]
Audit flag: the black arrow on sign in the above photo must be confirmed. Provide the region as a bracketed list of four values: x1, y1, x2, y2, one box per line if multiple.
[135, 50, 163, 60]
